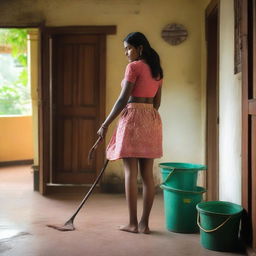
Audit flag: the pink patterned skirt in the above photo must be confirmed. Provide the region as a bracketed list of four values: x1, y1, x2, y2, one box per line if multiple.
[106, 103, 163, 160]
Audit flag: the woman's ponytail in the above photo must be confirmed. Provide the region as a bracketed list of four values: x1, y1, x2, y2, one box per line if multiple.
[146, 47, 163, 80]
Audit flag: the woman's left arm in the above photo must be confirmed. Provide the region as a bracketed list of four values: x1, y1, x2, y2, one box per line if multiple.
[97, 81, 134, 138]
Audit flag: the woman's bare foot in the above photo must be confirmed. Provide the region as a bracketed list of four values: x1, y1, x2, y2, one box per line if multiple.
[138, 222, 150, 234]
[119, 224, 138, 233]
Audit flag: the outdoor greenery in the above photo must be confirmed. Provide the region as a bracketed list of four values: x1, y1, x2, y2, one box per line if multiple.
[0, 28, 31, 115]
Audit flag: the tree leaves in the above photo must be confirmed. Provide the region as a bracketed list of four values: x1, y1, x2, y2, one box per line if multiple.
[0, 29, 30, 115]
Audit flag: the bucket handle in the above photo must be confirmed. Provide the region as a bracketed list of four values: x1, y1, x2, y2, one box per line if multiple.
[161, 168, 175, 185]
[197, 213, 231, 233]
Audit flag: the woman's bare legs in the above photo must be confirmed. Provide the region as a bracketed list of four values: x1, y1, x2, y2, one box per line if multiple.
[138, 158, 155, 234]
[120, 158, 139, 233]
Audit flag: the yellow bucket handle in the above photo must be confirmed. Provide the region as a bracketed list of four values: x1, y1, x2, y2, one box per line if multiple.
[197, 212, 232, 233]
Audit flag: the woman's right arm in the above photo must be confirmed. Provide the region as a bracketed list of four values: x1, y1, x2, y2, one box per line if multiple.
[153, 86, 162, 110]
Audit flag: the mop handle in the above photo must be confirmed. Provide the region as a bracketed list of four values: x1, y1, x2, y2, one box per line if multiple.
[69, 159, 109, 221]
[88, 137, 103, 163]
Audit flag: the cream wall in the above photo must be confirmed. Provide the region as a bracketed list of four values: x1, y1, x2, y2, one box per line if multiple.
[28, 29, 39, 166]
[219, 0, 242, 204]
[0, 0, 206, 182]
[0, 116, 34, 161]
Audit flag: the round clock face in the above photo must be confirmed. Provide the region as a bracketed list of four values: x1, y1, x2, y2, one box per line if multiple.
[161, 23, 188, 45]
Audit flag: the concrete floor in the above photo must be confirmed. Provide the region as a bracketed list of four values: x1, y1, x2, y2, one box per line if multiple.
[0, 165, 246, 256]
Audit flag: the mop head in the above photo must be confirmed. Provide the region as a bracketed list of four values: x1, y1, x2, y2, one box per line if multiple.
[46, 222, 75, 231]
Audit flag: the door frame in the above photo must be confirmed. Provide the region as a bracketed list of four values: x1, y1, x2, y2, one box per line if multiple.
[241, 0, 256, 252]
[39, 26, 116, 194]
[205, 0, 220, 201]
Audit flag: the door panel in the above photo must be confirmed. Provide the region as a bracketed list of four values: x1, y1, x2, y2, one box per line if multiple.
[52, 34, 101, 184]
[78, 45, 96, 105]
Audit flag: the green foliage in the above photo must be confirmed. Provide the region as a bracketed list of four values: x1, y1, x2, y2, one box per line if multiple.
[0, 85, 22, 115]
[0, 29, 27, 57]
[0, 28, 30, 115]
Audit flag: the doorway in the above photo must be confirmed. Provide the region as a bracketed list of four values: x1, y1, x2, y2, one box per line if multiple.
[40, 26, 116, 194]
[205, 0, 220, 201]
[0, 28, 37, 189]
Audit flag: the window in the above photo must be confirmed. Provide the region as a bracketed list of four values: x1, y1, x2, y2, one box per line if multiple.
[0, 29, 31, 116]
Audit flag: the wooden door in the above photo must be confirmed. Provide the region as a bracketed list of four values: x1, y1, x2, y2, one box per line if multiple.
[242, 0, 256, 251]
[52, 34, 101, 184]
[40, 26, 116, 193]
[205, 0, 220, 201]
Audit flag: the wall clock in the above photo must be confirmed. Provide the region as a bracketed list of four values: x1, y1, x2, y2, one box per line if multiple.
[161, 23, 188, 45]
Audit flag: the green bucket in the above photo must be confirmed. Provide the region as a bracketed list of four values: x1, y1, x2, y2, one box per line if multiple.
[160, 184, 206, 233]
[159, 162, 207, 190]
[196, 201, 243, 252]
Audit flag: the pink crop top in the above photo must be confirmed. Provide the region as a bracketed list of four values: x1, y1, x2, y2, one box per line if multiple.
[122, 60, 162, 97]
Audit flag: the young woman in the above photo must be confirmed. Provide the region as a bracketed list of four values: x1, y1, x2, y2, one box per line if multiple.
[97, 32, 163, 234]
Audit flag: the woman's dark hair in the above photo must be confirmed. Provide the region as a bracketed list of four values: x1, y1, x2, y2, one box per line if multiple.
[124, 32, 163, 80]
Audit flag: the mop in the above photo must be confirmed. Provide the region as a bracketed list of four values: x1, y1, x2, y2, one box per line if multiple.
[47, 137, 109, 231]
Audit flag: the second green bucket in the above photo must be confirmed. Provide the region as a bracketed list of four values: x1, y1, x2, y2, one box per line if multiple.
[159, 162, 207, 190]
[161, 184, 206, 233]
